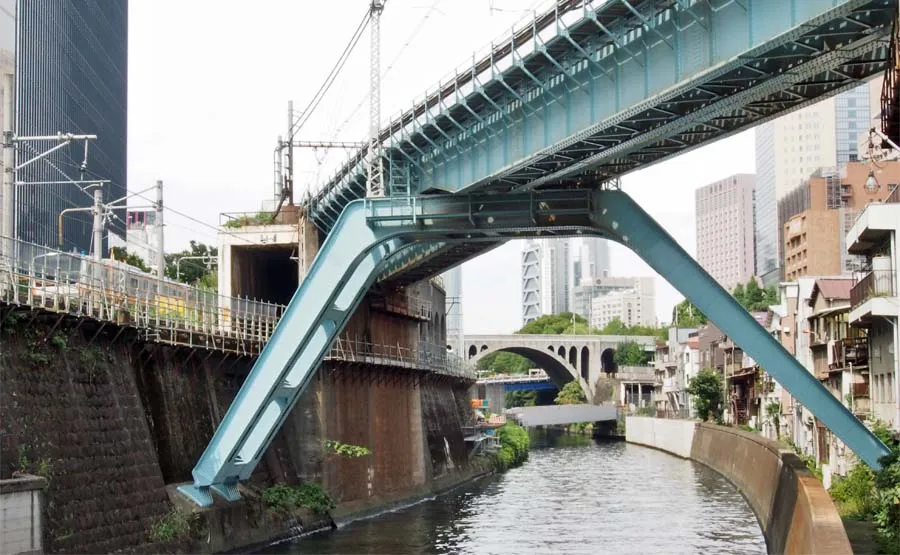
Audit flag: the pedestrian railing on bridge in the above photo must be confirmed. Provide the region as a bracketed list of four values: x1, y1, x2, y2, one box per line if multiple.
[0, 236, 474, 379]
[0, 236, 284, 355]
[327, 336, 475, 380]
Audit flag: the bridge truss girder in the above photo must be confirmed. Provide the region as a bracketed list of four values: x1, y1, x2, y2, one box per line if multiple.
[308, 0, 896, 234]
[178, 189, 890, 507]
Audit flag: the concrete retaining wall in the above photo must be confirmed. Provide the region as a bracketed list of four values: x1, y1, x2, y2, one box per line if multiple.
[626, 417, 851, 555]
[625, 416, 695, 458]
[0, 474, 47, 555]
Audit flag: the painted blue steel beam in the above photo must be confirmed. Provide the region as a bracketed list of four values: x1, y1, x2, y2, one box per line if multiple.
[308, 0, 895, 233]
[180, 189, 890, 507]
[504, 381, 559, 392]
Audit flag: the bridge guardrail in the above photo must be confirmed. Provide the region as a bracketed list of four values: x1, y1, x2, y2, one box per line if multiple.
[328, 336, 475, 380]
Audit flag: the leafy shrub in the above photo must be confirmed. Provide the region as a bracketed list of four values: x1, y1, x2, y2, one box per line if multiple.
[262, 483, 335, 516]
[830, 462, 877, 520]
[148, 508, 198, 543]
[49, 334, 67, 350]
[324, 440, 371, 458]
[491, 422, 530, 471]
[686, 369, 722, 422]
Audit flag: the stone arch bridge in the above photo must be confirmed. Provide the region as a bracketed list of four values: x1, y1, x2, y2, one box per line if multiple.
[465, 334, 656, 400]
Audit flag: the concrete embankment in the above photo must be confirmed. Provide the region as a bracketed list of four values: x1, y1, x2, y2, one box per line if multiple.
[626, 417, 851, 555]
[1, 291, 480, 553]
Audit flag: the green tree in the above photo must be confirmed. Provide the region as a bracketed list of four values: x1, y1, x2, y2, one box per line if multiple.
[505, 390, 537, 409]
[672, 298, 707, 327]
[110, 247, 150, 273]
[597, 317, 667, 340]
[518, 312, 586, 334]
[614, 341, 650, 366]
[165, 240, 218, 286]
[476, 351, 533, 375]
[686, 369, 723, 422]
[555, 381, 587, 405]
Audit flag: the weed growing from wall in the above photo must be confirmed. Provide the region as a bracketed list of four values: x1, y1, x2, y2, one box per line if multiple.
[262, 483, 335, 516]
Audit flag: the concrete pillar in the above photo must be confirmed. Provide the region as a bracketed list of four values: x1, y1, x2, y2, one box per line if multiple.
[484, 383, 505, 414]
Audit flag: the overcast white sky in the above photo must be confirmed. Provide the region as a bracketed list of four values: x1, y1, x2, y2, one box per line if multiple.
[127, 0, 755, 335]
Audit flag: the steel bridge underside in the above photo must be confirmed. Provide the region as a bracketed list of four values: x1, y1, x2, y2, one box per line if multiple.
[310, 0, 895, 284]
[178, 190, 891, 507]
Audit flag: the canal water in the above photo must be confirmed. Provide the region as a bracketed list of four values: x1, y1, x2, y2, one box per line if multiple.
[272, 433, 766, 554]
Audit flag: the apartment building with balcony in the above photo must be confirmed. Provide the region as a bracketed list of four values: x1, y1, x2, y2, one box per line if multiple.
[846, 186, 900, 430]
[652, 327, 698, 417]
[780, 161, 900, 282]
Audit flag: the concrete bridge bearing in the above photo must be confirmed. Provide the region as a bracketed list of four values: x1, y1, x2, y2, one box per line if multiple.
[181, 188, 891, 507]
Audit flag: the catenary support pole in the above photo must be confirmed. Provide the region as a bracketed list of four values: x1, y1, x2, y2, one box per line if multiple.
[156, 180, 164, 277]
[92, 188, 103, 261]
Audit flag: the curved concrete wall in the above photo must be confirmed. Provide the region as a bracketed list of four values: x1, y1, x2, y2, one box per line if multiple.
[626, 417, 851, 555]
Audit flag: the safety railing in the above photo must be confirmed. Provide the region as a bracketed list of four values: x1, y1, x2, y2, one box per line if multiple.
[851, 270, 896, 308]
[0, 236, 473, 375]
[327, 336, 475, 379]
[0, 236, 285, 354]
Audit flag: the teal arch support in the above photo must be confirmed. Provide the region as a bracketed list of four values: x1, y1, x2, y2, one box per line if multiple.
[179, 189, 889, 506]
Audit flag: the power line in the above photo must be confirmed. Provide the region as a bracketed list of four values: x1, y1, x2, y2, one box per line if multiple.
[290, 8, 371, 137]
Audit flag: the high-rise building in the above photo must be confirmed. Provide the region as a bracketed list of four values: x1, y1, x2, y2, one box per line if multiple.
[780, 160, 900, 281]
[754, 80, 882, 283]
[13, 0, 128, 254]
[588, 277, 655, 329]
[695, 173, 756, 290]
[520, 238, 571, 324]
[578, 237, 610, 283]
[1, 0, 14, 238]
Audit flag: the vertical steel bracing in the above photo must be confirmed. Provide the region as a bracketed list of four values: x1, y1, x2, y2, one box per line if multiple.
[178, 189, 890, 507]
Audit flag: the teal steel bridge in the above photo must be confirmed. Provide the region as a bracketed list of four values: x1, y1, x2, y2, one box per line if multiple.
[178, 0, 898, 506]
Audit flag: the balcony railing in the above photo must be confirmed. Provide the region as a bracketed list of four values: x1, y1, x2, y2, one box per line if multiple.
[851, 270, 896, 307]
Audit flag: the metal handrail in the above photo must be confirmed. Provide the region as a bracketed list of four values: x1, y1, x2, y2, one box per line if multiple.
[850, 270, 896, 308]
[0, 236, 471, 376]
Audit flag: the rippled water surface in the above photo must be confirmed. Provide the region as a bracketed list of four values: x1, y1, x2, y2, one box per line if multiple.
[273, 435, 766, 554]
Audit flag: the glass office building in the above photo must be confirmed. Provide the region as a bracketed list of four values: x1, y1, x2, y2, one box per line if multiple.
[14, 0, 128, 254]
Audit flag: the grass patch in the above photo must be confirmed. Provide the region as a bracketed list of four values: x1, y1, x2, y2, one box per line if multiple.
[148, 507, 199, 543]
[262, 483, 335, 516]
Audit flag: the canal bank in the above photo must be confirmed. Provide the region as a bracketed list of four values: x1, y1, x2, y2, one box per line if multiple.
[626, 416, 852, 555]
[267, 431, 764, 554]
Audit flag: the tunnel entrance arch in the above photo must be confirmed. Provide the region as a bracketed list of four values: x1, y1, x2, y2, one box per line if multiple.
[601, 348, 617, 374]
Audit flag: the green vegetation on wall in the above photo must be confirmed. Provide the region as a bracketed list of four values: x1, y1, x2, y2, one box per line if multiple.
[262, 483, 335, 516]
[490, 422, 530, 471]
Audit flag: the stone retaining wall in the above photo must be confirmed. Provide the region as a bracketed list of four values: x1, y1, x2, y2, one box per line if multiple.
[626, 417, 851, 555]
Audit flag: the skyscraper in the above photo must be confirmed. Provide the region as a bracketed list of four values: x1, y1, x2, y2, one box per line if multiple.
[14, 0, 128, 254]
[695, 173, 756, 290]
[754, 80, 882, 283]
[521, 238, 572, 324]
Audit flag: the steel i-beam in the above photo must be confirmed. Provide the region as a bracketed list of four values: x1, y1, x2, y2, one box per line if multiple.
[179, 189, 890, 506]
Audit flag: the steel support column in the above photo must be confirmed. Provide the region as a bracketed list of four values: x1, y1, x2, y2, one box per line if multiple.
[179, 189, 890, 507]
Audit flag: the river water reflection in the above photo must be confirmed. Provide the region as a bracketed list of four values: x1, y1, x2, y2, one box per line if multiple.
[273, 433, 766, 554]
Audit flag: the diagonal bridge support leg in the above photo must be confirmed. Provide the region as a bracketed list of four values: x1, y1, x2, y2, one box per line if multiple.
[180, 188, 889, 506]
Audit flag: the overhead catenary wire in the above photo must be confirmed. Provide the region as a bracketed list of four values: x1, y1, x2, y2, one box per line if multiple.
[289, 7, 371, 137]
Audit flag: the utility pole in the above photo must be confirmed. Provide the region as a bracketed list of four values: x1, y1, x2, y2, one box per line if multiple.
[156, 180, 164, 277]
[367, 0, 385, 198]
[2, 72, 14, 252]
[92, 188, 103, 261]
[285, 100, 294, 206]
